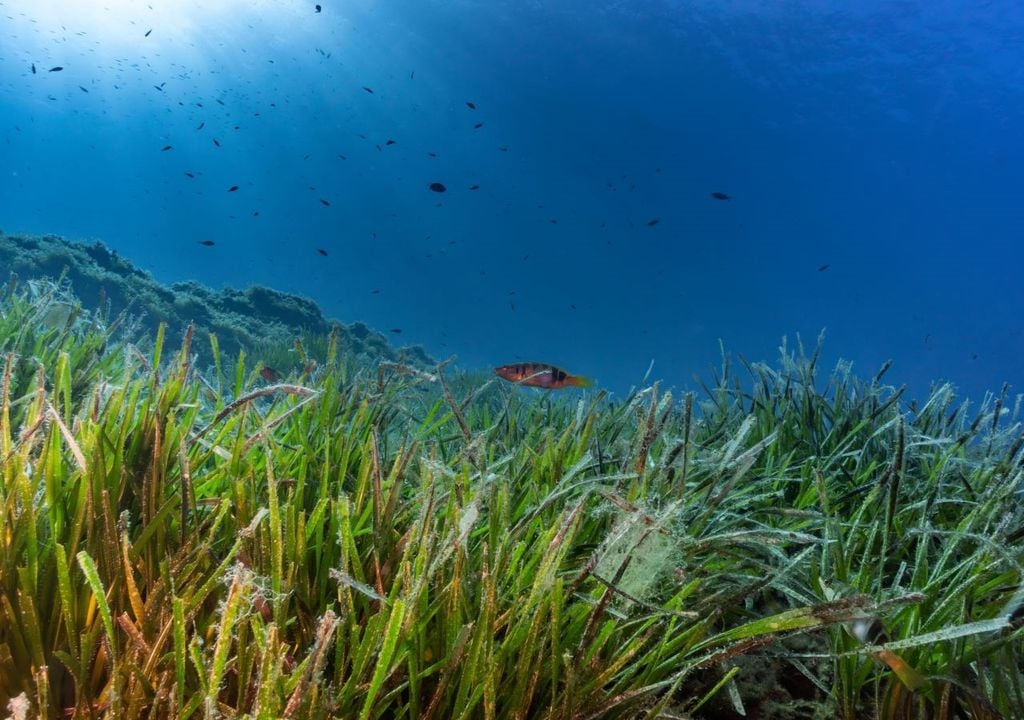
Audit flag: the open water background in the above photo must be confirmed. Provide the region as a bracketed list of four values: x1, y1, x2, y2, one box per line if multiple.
[1, 0, 1022, 400]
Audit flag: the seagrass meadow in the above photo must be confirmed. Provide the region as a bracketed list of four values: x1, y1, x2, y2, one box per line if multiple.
[0, 279, 1022, 720]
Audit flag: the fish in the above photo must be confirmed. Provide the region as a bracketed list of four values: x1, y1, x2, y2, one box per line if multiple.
[196, 121, 205, 130]
[260, 365, 281, 383]
[818, 264, 830, 272]
[161, 145, 173, 151]
[184, 172, 195, 178]
[320, 198, 330, 206]
[494, 363, 592, 390]
[390, 328, 402, 334]
[711, 192, 731, 200]
[228, 185, 239, 192]
[79, 86, 88, 93]
[315, 4, 322, 12]
[385, 139, 396, 145]
[647, 218, 660, 227]
[213, 138, 221, 147]
[49, 66, 64, 72]
[362, 86, 374, 94]
[145, 29, 152, 37]
[469, 184, 480, 190]
[466, 101, 476, 109]
[31, 63, 36, 74]
[473, 122, 483, 129]
[198, 240, 215, 246]
[318, 248, 328, 256]
[429, 182, 446, 193]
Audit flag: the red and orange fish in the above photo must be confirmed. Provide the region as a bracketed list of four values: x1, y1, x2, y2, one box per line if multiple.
[494, 362, 592, 389]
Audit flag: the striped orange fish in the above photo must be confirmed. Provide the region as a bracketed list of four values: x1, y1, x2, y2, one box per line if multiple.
[494, 362, 592, 389]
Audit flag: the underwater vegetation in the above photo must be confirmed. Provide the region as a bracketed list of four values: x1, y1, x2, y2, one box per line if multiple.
[0, 231, 433, 372]
[0, 279, 1021, 720]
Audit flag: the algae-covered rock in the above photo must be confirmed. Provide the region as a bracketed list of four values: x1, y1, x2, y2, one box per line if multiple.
[0, 230, 434, 369]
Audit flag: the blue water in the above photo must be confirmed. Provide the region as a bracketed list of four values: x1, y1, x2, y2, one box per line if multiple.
[1, 0, 1022, 401]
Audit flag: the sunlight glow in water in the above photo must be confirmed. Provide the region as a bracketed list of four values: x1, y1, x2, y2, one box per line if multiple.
[2, 0, 317, 51]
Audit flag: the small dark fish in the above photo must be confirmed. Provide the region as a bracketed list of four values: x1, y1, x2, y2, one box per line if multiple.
[647, 218, 660, 227]
[252, 211, 260, 217]
[196, 121, 205, 130]
[320, 198, 330, 206]
[371, 289, 381, 294]
[228, 185, 239, 192]
[473, 122, 483, 129]
[184, 172, 195, 178]
[318, 248, 328, 256]
[145, 28, 152, 37]
[466, 101, 476, 110]
[49, 66, 63, 72]
[499, 145, 509, 152]
[410, 71, 415, 79]
[315, 4, 322, 12]
[362, 86, 374, 94]
[337, 154, 347, 160]
[213, 138, 221, 146]
[429, 182, 446, 193]
[818, 264, 830, 272]
[79, 85, 88, 93]
[385, 138, 396, 145]
[260, 366, 281, 383]
[427, 152, 437, 157]
[161, 145, 173, 151]
[31, 63, 36, 74]
[153, 84, 163, 91]
[198, 240, 215, 246]
[216, 99, 225, 106]
[390, 328, 402, 334]
[469, 184, 480, 190]
[711, 192, 731, 200]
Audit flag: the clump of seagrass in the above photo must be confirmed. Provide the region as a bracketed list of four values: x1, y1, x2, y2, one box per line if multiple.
[0, 285, 1021, 720]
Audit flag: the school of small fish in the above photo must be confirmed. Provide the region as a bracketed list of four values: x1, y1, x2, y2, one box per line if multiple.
[16, 3, 839, 393]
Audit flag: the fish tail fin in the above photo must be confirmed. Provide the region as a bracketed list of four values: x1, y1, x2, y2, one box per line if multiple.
[570, 375, 594, 388]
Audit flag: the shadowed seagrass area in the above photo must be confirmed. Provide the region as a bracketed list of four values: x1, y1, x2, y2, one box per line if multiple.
[0, 230, 434, 371]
